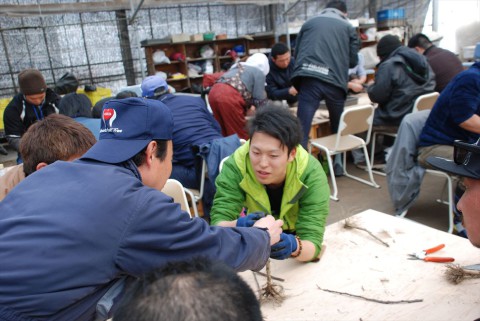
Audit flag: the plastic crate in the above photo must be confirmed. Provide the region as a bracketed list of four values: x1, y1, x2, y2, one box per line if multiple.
[377, 8, 405, 28]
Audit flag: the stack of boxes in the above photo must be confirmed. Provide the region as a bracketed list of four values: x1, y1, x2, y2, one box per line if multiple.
[376, 8, 405, 28]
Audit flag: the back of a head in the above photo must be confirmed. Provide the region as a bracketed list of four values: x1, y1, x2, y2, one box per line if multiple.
[244, 53, 270, 76]
[408, 33, 432, 50]
[19, 114, 96, 176]
[114, 258, 262, 321]
[141, 76, 169, 98]
[271, 43, 290, 59]
[326, 0, 347, 13]
[116, 90, 138, 99]
[248, 105, 302, 153]
[376, 34, 402, 60]
[59, 92, 92, 118]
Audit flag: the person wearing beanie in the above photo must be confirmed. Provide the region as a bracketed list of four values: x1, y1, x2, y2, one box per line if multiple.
[291, 0, 359, 176]
[408, 33, 463, 93]
[367, 34, 435, 130]
[208, 53, 269, 140]
[3, 68, 60, 160]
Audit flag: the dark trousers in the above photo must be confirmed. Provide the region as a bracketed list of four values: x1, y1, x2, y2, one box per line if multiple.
[297, 78, 346, 148]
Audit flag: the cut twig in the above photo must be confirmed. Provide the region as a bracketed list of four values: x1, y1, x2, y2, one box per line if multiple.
[317, 286, 422, 304]
[254, 271, 285, 282]
[344, 218, 389, 247]
[445, 264, 480, 284]
[259, 260, 285, 304]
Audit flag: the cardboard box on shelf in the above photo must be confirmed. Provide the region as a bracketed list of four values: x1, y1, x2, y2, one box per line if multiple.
[190, 34, 203, 42]
[171, 33, 190, 43]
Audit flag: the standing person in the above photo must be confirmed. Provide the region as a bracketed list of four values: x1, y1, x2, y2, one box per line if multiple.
[292, 0, 359, 149]
[210, 106, 330, 262]
[141, 75, 240, 217]
[208, 53, 269, 140]
[266, 42, 298, 106]
[0, 114, 96, 201]
[3, 69, 60, 161]
[408, 33, 463, 93]
[0, 97, 283, 320]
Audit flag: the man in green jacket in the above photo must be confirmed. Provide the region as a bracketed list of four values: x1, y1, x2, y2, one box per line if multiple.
[211, 106, 330, 261]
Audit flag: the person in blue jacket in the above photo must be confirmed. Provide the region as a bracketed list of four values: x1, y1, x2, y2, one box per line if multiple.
[141, 76, 240, 218]
[266, 42, 298, 106]
[0, 97, 283, 321]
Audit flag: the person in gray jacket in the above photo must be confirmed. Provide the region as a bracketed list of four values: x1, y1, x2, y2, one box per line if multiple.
[368, 35, 436, 128]
[292, 0, 359, 149]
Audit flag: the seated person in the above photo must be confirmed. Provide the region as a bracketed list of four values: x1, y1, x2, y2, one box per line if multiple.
[0, 114, 96, 200]
[92, 90, 137, 118]
[142, 76, 241, 217]
[408, 33, 463, 93]
[348, 53, 367, 93]
[266, 42, 297, 106]
[417, 61, 480, 237]
[210, 105, 329, 262]
[114, 257, 262, 321]
[58, 77, 100, 140]
[368, 35, 435, 129]
[3, 69, 60, 160]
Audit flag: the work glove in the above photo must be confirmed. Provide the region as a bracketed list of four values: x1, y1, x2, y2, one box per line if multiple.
[236, 211, 265, 227]
[270, 233, 297, 260]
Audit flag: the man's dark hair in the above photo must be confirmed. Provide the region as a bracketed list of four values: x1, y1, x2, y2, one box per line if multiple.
[19, 114, 96, 176]
[271, 42, 290, 59]
[114, 257, 262, 321]
[115, 91, 138, 99]
[248, 105, 302, 154]
[326, 1, 347, 13]
[408, 33, 433, 50]
[132, 139, 168, 166]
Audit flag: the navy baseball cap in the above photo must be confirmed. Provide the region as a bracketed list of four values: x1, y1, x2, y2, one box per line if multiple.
[141, 75, 168, 98]
[82, 97, 173, 164]
[427, 140, 480, 179]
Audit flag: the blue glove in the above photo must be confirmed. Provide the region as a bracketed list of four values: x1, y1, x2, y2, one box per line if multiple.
[236, 212, 265, 227]
[270, 233, 298, 260]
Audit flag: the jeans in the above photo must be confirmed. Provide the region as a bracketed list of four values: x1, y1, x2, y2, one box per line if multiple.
[297, 78, 346, 148]
[170, 162, 215, 218]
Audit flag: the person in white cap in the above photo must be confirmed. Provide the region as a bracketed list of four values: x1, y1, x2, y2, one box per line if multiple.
[208, 53, 269, 139]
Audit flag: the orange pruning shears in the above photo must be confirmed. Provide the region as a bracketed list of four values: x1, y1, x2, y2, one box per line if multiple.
[408, 244, 455, 263]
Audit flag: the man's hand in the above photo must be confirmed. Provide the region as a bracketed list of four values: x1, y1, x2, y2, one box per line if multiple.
[270, 233, 297, 260]
[236, 212, 265, 227]
[288, 86, 298, 96]
[253, 215, 283, 245]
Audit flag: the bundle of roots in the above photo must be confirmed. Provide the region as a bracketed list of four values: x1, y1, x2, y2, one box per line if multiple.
[445, 264, 480, 284]
[259, 260, 285, 304]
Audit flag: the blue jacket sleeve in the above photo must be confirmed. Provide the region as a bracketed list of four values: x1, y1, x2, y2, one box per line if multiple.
[116, 189, 270, 274]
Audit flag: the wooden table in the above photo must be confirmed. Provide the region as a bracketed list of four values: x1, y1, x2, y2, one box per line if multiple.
[240, 210, 480, 321]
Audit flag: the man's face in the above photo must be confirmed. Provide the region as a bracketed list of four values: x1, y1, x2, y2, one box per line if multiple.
[457, 177, 480, 248]
[272, 52, 291, 69]
[25, 92, 46, 106]
[249, 132, 296, 187]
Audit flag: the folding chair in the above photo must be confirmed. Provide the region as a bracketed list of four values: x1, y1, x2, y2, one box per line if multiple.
[182, 159, 206, 218]
[398, 169, 454, 233]
[371, 92, 440, 176]
[309, 105, 379, 201]
[162, 179, 195, 218]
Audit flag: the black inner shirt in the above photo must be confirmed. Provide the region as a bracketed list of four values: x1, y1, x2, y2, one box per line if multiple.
[266, 182, 285, 218]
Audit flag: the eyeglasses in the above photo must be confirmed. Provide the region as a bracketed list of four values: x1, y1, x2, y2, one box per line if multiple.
[453, 139, 480, 165]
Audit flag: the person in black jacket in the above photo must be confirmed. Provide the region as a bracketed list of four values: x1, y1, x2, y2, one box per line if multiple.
[3, 69, 60, 162]
[266, 42, 297, 106]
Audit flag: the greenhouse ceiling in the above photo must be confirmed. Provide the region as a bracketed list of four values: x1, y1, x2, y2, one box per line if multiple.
[1, 0, 293, 17]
